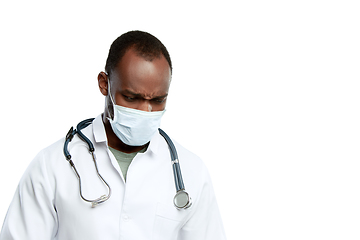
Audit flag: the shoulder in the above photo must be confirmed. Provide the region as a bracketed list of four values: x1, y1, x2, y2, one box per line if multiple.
[22, 119, 95, 184]
[31, 115, 103, 174]
[16, 139, 64, 199]
[21, 137, 66, 181]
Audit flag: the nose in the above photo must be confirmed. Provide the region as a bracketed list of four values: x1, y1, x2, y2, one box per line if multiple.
[138, 100, 152, 112]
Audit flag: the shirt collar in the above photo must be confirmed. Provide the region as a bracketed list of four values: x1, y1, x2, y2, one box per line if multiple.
[92, 114, 161, 155]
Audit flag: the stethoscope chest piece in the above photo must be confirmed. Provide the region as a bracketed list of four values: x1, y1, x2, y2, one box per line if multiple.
[159, 128, 192, 210]
[173, 190, 192, 210]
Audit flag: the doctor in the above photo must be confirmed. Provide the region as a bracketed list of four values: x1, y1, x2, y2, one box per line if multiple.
[0, 30, 226, 240]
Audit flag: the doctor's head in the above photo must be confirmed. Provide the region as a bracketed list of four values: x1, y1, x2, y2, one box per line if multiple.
[98, 30, 172, 115]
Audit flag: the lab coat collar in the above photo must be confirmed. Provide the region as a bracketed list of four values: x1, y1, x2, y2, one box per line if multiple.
[93, 114, 107, 143]
[92, 114, 160, 155]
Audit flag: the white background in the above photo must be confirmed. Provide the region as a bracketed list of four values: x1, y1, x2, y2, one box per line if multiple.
[0, 0, 359, 239]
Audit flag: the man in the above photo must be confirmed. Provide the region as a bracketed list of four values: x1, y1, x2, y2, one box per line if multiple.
[0, 30, 226, 239]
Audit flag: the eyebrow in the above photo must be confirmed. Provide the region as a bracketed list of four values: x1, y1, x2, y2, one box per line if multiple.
[122, 89, 168, 99]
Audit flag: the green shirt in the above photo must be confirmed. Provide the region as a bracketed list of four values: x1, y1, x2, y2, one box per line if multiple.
[108, 146, 147, 181]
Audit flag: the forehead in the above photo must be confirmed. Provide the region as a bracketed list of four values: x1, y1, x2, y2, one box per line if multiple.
[111, 48, 171, 95]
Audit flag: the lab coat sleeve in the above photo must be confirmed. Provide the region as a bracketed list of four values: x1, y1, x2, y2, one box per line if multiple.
[0, 151, 58, 240]
[179, 166, 226, 240]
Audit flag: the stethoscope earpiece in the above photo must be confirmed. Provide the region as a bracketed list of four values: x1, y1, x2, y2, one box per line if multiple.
[63, 118, 111, 208]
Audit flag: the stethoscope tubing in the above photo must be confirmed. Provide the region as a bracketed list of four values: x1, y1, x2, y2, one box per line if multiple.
[158, 128, 185, 191]
[63, 118, 111, 207]
[76, 118, 95, 151]
[64, 119, 191, 209]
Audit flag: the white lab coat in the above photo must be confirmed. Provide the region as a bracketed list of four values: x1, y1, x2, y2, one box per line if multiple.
[0, 115, 226, 240]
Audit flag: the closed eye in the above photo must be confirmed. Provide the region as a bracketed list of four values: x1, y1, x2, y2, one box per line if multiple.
[151, 97, 167, 103]
[123, 94, 136, 102]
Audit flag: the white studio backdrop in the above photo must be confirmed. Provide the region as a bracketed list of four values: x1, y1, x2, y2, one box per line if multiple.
[0, 1, 359, 239]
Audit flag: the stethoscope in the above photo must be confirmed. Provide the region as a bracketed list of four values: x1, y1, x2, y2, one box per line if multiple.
[63, 118, 192, 210]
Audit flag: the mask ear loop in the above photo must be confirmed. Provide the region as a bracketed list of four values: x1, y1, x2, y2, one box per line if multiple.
[107, 79, 116, 106]
[106, 79, 118, 122]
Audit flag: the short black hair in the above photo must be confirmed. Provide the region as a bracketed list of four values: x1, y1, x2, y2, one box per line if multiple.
[105, 30, 172, 75]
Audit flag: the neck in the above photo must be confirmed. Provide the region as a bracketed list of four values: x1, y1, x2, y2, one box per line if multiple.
[102, 113, 149, 153]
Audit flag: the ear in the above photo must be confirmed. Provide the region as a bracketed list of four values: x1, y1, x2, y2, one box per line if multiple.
[98, 71, 109, 96]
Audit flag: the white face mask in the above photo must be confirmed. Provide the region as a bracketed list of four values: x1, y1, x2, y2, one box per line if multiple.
[107, 82, 166, 146]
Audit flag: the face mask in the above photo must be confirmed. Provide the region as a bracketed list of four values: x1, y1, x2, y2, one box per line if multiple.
[107, 82, 166, 146]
